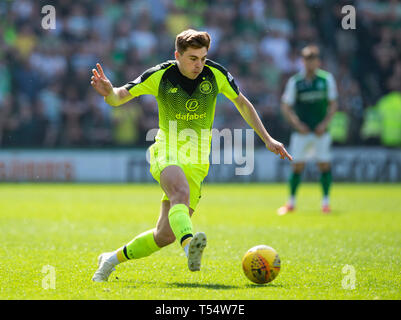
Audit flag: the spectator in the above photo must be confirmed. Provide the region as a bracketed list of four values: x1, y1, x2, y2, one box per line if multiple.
[377, 79, 401, 147]
[111, 102, 143, 147]
[0, 0, 399, 149]
[60, 86, 88, 146]
[84, 98, 113, 147]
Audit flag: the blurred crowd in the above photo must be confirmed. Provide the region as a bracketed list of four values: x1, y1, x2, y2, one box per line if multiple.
[0, 0, 400, 149]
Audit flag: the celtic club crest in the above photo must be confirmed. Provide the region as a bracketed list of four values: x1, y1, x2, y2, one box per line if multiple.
[200, 80, 212, 94]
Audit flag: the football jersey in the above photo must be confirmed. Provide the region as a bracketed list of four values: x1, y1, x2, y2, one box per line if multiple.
[123, 59, 240, 163]
[282, 69, 338, 130]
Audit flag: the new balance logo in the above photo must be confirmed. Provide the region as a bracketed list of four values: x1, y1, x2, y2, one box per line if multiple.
[169, 88, 178, 93]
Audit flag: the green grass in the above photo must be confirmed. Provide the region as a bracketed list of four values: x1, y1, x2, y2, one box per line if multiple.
[0, 183, 400, 300]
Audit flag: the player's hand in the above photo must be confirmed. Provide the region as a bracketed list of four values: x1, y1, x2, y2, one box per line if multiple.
[314, 122, 327, 136]
[265, 137, 293, 161]
[90, 63, 113, 97]
[296, 122, 310, 134]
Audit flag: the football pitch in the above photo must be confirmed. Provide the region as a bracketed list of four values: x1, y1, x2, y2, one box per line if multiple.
[1, 183, 400, 300]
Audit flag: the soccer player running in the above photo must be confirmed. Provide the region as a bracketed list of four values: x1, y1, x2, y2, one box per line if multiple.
[91, 29, 292, 282]
[277, 45, 338, 216]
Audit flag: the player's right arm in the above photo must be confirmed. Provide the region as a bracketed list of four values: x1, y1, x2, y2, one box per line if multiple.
[281, 77, 310, 134]
[282, 103, 310, 134]
[91, 63, 133, 107]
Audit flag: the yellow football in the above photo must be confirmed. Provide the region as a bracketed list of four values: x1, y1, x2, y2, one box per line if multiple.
[242, 245, 281, 284]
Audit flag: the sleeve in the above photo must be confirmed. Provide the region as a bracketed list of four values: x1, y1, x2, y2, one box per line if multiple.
[327, 73, 338, 101]
[207, 61, 240, 101]
[219, 69, 240, 101]
[123, 65, 163, 98]
[281, 76, 297, 106]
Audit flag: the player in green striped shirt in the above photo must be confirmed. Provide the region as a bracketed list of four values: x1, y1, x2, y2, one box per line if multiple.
[91, 29, 292, 282]
[278, 45, 338, 215]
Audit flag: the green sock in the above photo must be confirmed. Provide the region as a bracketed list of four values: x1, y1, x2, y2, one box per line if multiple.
[289, 172, 301, 196]
[168, 203, 193, 244]
[123, 229, 160, 260]
[320, 170, 332, 197]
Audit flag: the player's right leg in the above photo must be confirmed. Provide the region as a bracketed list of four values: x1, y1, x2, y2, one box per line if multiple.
[92, 202, 175, 282]
[92, 228, 163, 282]
[277, 162, 304, 215]
[277, 132, 308, 216]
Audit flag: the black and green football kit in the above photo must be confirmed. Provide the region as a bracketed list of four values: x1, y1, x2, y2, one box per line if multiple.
[123, 59, 240, 209]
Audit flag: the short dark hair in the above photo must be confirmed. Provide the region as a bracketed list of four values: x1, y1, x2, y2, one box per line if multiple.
[301, 45, 320, 59]
[175, 29, 211, 54]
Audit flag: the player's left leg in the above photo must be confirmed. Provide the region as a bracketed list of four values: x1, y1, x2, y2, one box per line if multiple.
[316, 132, 333, 213]
[159, 165, 194, 252]
[159, 165, 207, 271]
[318, 162, 332, 213]
[153, 199, 194, 249]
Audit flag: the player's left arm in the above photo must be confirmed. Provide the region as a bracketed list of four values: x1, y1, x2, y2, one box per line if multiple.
[233, 92, 292, 161]
[315, 73, 339, 135]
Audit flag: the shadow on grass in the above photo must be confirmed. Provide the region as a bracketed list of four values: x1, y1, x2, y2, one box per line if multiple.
[168, 282, 241, 290]
[111, 278, 285, 290]
[243, 283, 285, 289]
[299, 209, 342, 217]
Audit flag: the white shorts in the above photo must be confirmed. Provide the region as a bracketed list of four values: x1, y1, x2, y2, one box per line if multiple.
[289, 132, 332, 164]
